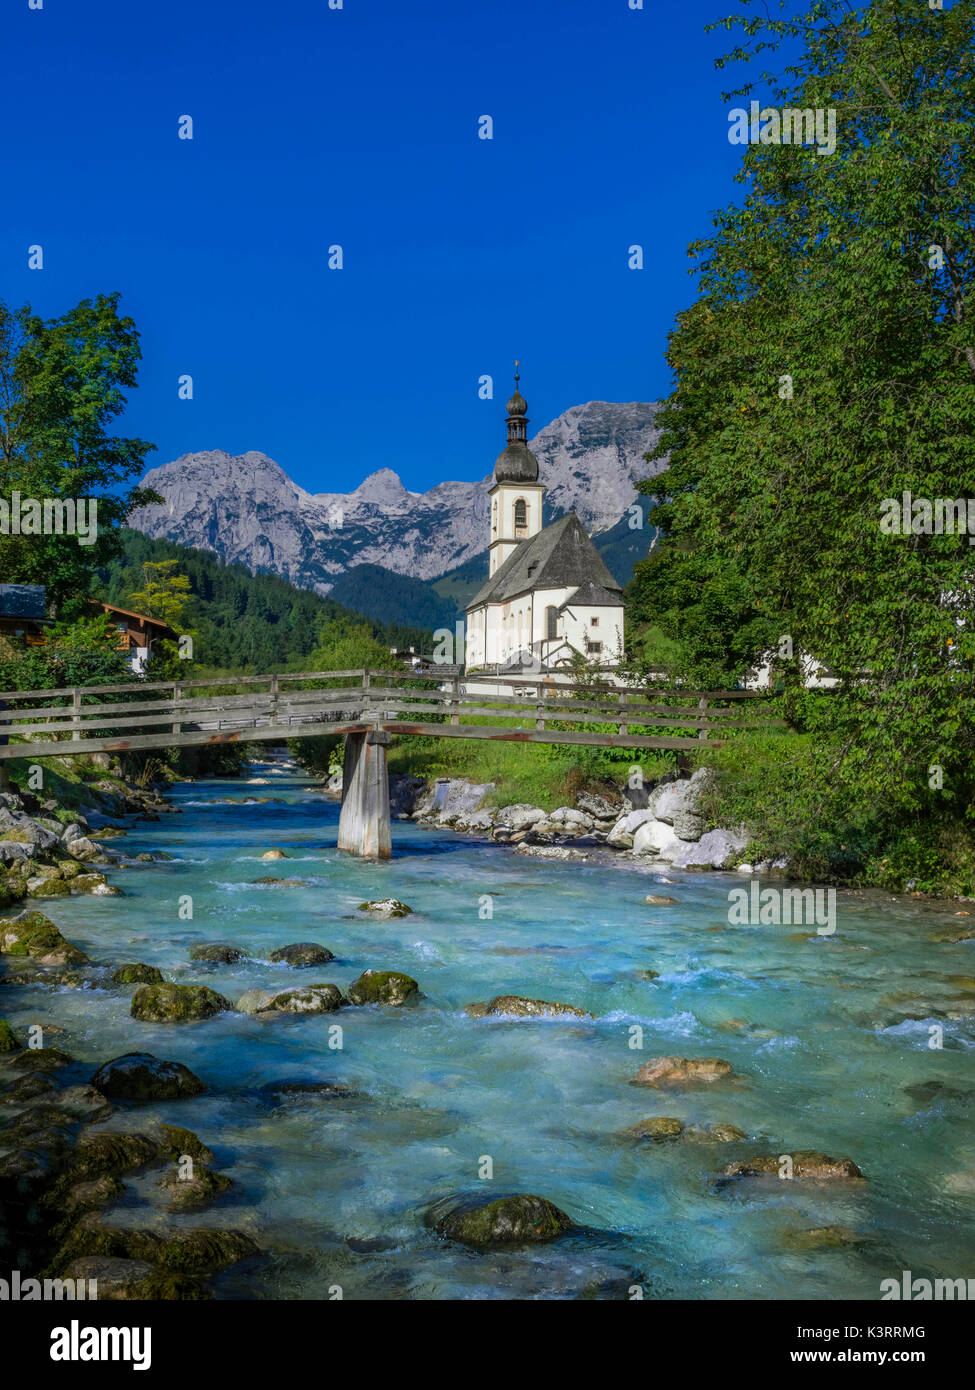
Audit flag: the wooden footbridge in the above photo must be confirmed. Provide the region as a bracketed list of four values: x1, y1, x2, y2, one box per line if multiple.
[0, 667, 783, 859]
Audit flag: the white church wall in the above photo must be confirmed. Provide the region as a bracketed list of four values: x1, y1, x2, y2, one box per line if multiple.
[559, 603, 624, 665]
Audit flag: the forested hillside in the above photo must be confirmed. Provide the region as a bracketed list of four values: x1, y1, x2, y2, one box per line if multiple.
[96, 531, 431, 672]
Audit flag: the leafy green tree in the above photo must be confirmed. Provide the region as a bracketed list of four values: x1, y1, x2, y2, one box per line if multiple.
[629, 0, 975, 824]
[0, 293, 158, 611]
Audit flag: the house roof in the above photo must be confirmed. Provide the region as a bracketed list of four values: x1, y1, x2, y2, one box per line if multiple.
[467, 513, 622, 609]
[559, 581, 625, 610]
[0, 584, 48, 620]
[90, 600, 175, 630]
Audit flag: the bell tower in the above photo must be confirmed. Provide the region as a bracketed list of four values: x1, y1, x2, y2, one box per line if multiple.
[488, 364, 545, 576]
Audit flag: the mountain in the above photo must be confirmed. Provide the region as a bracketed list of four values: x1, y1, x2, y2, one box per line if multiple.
[129, 402, 666, 603]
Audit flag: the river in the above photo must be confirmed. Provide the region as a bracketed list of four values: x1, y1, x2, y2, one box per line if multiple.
[7, 758, 975, 1300]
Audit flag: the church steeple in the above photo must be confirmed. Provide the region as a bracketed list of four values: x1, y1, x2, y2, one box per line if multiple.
[505, 363, 528, 440]
[494, 363, 539, 483]
[488, 362, 544, 576]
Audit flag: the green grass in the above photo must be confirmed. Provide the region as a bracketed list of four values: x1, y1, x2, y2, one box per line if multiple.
[386, 735, 676, 812]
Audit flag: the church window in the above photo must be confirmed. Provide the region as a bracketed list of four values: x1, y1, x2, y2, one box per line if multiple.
[514, 498, 527, 533]
[546, 606, 558, 641]
[590, 616, 599, 627]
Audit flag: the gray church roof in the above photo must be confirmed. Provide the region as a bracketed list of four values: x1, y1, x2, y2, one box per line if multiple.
[467, 513, 622, 608]
[559, 581, 624, 610]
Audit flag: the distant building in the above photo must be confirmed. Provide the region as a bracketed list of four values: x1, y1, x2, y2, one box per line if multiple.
[465, 372, 625, 673]
[88, 601, 178, 675]
[0, 586, 177, 674]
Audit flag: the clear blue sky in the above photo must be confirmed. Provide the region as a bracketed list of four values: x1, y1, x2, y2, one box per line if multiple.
[5, 0, 760, 494]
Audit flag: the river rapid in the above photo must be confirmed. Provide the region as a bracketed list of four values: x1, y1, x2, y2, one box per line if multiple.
[6, 759, 975, 1300]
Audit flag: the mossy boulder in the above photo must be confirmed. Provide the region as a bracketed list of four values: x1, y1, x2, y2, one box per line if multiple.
[130, 983, 232, 1023]
[782, 1225, 869, 1251]
[71, 873, 122, 896]
[0, 911, 89, 965]
[66, 1132, 160, 1181]
[90, 1053, 206, 1102]
[154, 1124, 215, 1164]
[53, 1215, 165, 1266]
[466, 995, 591, 1020]
[267, 942, 334, 967]
[721, 1151, 864, 1180]
[265, 984, 347, 1014]
[426, 1193, 574, 1248]
[0, 1018, 22, 1051]
[27, 876, 73, 898]
[629, 1056, 735, 1088]
[645, 895, 679, 905]
[111, 963, 164, 986]
[45, 1175, 125, 1227]
[155, 1228, 260, 1275]
[157, 1165, 233, 1212]
[348, 970, 419, 1006]
[10, 1046, 74, 1072]
[357, 899, 414, 918]
[59, 1257, 208, 1301]
[619, 1116, 685, 1142]
[236, 988, 277, 1015]
[189, 943, 245, 964]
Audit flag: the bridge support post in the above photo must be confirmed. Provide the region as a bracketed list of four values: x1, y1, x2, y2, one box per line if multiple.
[337, 730, 391, 859]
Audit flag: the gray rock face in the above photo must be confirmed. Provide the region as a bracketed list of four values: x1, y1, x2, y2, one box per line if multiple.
[127, 402, 665, 590]
[413, 779, 494, 827]
[607, 809, 655, 848]
[0, 807, 61, 854]
[493, 804, 546, 833]
[662, 828, 749, 870]
[648, 769, 712, 825]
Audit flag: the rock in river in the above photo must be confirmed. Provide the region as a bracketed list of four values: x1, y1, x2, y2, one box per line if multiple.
[189, 944, 246, 964]
[465, 995, 592, 1020]
[111, 964, 164, 986]
[268, 942, 334, 967]
[426, 1192, 574, 1248]
[265, 985, 347, 1014]
[0, 911, 89, 966]
[357, 898, 414, 918]
[630, 1056, 735, 1088]
[90, 1053, 207, 1101]
[347, 970, 419, 1006]
[721, 1150, 864, 1180]
[130, 983, 233, 1023]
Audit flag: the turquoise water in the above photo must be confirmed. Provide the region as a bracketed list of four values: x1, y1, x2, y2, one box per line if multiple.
[6, 761, 975, 1300]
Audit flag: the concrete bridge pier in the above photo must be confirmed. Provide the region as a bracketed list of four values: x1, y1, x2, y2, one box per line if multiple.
[337, 729, 392, 859]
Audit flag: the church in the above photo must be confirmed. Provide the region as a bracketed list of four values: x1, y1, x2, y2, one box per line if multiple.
[465, 372, 625, 673]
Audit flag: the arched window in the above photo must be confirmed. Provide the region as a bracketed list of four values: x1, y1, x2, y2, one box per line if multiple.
[514, 498, 527, 533]
[546, 606, 558, 641]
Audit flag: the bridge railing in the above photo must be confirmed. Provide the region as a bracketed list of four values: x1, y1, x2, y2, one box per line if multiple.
[0, 668, 786, 758]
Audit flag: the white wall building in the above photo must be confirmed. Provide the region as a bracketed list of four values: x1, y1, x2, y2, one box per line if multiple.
[465, 373, 625, 673]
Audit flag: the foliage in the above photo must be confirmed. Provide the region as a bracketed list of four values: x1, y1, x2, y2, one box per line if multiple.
[97, 531, 429, 673]
[627, 0, 975, 830]
[0, 293, 158, 610]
